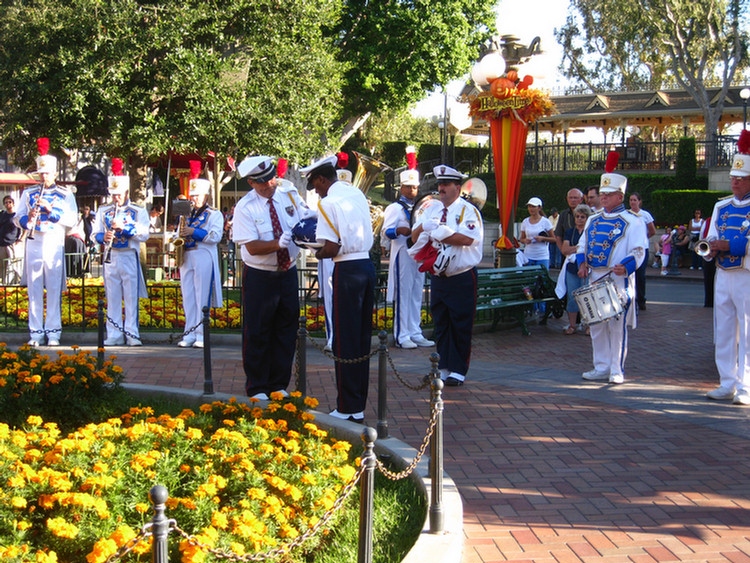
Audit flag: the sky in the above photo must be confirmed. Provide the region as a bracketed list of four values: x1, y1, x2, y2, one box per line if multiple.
[412, 0, 570, 124]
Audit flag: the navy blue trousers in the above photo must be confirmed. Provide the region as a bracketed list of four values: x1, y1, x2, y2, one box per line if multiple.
[430, 268, 477, 376]
[332, 258, 376, 414]
[242, 265, 298, 396]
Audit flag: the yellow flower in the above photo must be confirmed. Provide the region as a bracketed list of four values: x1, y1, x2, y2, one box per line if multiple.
[47, 517, 79, 539]
[11, 496, 27, 509]
[86, 538, 117, 563]
[26, 415, 43, 426]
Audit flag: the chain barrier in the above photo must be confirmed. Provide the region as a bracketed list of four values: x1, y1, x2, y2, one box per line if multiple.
[384, 347, 432, 391]
[104, 521, 160, 563]
[168, 463, 365, 562]
[104, 313, 202, 346]
[374, 397, 440, 481]
[306, 334, 380, 365]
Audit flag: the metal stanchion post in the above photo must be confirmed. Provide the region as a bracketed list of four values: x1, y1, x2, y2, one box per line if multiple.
[376, 330, 388, 439]
[149, 485, 170, 563]
[97, 300, 104, 369]
[358, 427, 377, 563]
[202, 306, 214, 395]
[297, 316, 307, 396]
[429, 377, 445, 533]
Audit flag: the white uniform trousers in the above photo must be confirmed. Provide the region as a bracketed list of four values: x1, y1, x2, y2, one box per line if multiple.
[589, 274, 634, 377]
[180, 247, 217, 343]
[714, 268, 750, 393]
[318, 258, 334, 348]
[104, 249, 142, 341]
[24, 233, 65, 339]
[390, 246, 425, 345]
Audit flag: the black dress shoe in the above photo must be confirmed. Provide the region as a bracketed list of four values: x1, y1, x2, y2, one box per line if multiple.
[444, 376, 464, 387]
[346, 416, 364, 424]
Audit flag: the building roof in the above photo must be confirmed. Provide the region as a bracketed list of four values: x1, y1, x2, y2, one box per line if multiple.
[462, 85, 750, 135]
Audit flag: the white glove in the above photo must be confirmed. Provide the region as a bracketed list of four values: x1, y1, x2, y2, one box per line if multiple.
[278, 231, 293, 249]
[422, 216, 440, 233]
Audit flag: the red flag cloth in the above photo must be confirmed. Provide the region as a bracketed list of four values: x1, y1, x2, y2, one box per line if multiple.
[414, 244, 438, 274]
[491, 115, 528, 249]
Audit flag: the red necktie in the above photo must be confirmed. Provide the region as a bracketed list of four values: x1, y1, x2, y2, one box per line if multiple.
[268, 199, 291, 271]
[440, 208, 448, 224]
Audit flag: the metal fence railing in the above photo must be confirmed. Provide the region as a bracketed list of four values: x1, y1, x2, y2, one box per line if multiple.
[0, 250, 464, 333]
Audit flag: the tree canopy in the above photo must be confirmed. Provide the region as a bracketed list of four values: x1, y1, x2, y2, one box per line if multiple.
[0, 0, 496, 182]
[556, 0, 749, 152]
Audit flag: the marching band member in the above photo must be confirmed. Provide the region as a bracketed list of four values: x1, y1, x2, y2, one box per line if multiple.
[382, 146, 433, 349]
[177, 160, 224, 349]
[233, 155, 312, 400]
[16, 137, 78, 346]
[409, 164, 483, 387]
[577, 152, 646, 384]
[93, 158, 149, 346]
[304, 154, 375, 422]
[704, 130, 750, 405]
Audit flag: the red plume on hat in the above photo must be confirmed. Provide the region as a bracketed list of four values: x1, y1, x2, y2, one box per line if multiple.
[405, 145, 417, 170]
[189, 160, 202, 180]
[37, 137, 49, 156]
[738, 130, 750, 155]
[277, 158, 288, 178]
[336, 152, 349, 169]
[604, 151, 619, 173]
[111, 158, 124, 176]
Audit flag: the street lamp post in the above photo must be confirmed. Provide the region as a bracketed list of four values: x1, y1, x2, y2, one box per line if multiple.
[740, 88, 750, 130]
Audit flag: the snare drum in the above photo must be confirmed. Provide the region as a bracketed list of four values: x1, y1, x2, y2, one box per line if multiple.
[573, 277, 624, 326]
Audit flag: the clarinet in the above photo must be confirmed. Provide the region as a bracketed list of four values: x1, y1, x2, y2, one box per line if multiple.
[102, 202, 120, 264]
[24, 184, 47, 241]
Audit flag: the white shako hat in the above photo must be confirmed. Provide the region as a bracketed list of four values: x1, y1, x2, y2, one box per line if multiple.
[108, 158, 129, 195]
[400, 145, 420, 185]
[336, 152, 353, 183]
[600, 151, 627, 194]
[730, 130, 750, 177]
[35, 137, 57, 175]
[188, 160, 210, 196]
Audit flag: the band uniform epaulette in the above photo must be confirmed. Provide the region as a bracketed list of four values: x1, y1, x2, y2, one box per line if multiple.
[718, 194, 734, 201]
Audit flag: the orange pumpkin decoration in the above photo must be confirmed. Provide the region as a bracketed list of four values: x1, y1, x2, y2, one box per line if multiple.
[506, 70, 518, 83]
[491, 77, 516, 99]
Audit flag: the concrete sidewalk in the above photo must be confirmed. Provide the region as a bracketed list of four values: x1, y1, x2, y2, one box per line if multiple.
[47, 277, 750, 563]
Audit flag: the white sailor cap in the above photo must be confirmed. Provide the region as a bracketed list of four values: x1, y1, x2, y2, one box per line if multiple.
[599, 172, 627, 194]
[300, 155, 338, 178]
[237, 155, 277, 182]
[433, 164, 466, 183]
[399, 169, 420, 186]
[730, 154, 750, 177]
[189, 178, 211, 196]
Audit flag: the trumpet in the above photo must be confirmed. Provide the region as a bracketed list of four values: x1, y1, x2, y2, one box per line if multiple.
[695, 238, 712, 257]
[102, 202, 121, 264]
[171, 215, 186, 248]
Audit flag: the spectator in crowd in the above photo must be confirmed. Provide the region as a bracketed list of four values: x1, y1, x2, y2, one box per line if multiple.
[304, 155, 375, 420]
[586, 185, 602, 212]
[520, 197, 555, 317]
[149, 204, 164, 233]
[704, 131, 750, 405]
[234, 155, 313, 401]
[410, 164, 483, 387]
[558, 203, 592, 334]
[16, 137, 78, 346]
[548, 207, 561, 268]
[64, 212, 87, 278]
[658, 226, 672, 276]
[554, 188, 584, 256]
[93, 159, 150, 346]
[671, 225, 690, 270]
[689, 209, 705, 270]
[628, 192, 655, 311]
[0, 195, 22, 284]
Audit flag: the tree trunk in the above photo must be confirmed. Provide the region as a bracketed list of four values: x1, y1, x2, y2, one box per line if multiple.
[130, 149, 150, 206]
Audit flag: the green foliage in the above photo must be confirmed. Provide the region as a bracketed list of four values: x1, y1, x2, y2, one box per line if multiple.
[0, 0, 344, 165]
[333, 0, 496, 117]
[651, 189, 730, 226]
[675, 137, 698, 189]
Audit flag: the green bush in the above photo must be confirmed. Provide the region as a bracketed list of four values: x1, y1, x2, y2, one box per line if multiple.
[651, 190, 730, 227]
[675, 137, 699, 189]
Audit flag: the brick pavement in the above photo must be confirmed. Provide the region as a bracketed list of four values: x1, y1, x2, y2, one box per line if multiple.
[100, 271, 750, 563]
